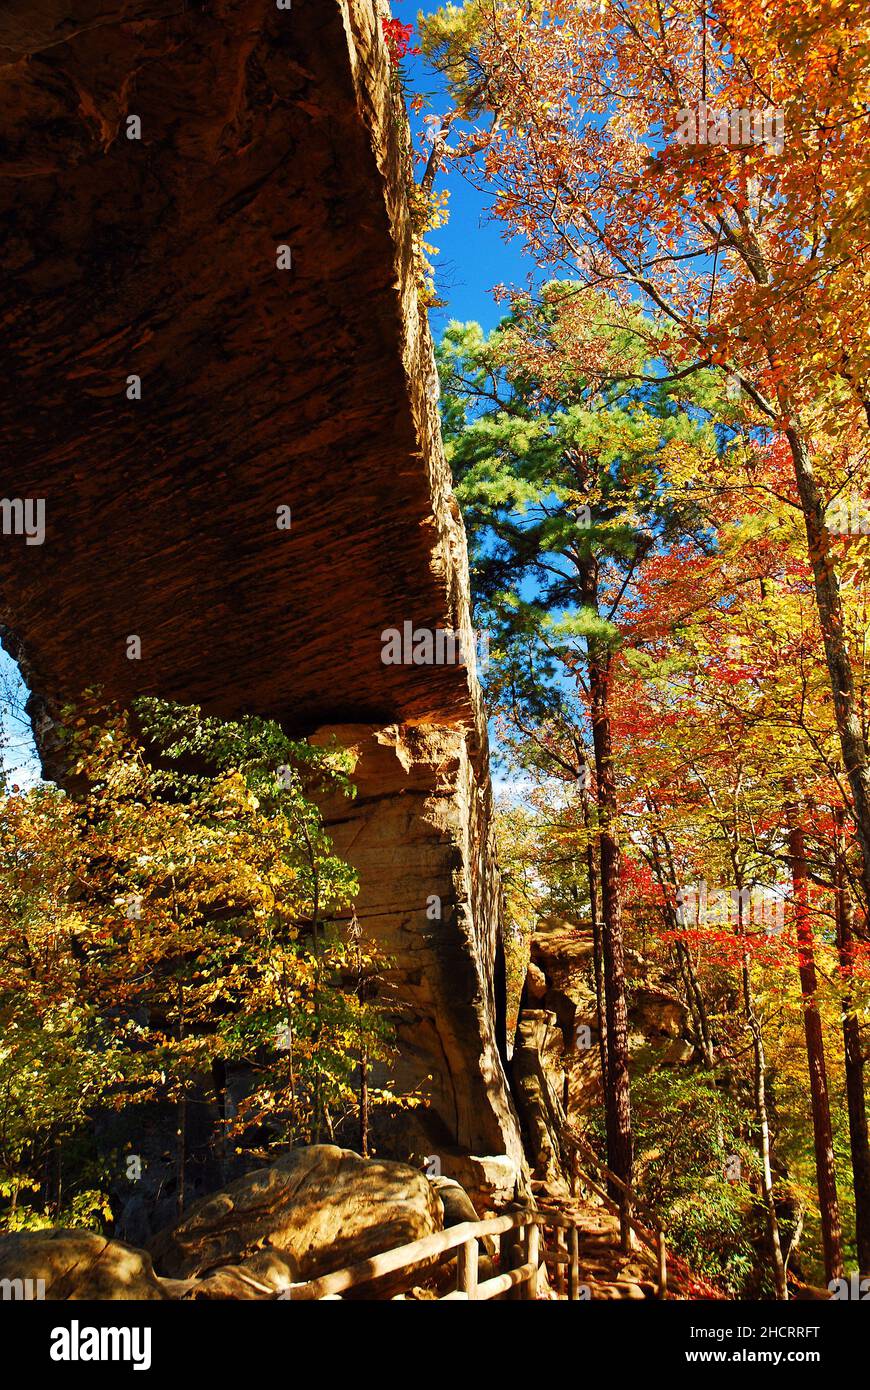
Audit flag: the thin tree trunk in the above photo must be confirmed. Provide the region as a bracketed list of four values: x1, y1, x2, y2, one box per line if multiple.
[588, 651, 633, 1224]
[175, 980, 186, 1221]
[279, 963, 297, 1148]
[736, 880, 788, 1300]
[658, 834, 715, 1066]
[211, 1057, 228, 1182]
[742, 961, 788, 1299]
[645, 805, 715, 1066]
[359, 1047, 369, 1158]
[575, 538, 632, 1234]
[787, 812, 844, 1284]
[53, 1139, 62, 1219]
[581, 783, 609, 1088]
[298, 817, 323, 1144]
[834, 809, 870, 1275]
[351, 916, 370, 1157]
[658, 926, 713, 1067]
[675, 937, 714, 1067]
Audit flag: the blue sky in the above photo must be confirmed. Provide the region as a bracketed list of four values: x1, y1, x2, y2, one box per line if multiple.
[407, 2, 532, 335]
[0, 649, 39, 787]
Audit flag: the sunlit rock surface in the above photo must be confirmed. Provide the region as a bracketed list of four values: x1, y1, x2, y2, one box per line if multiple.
[0, 1229, 170, 1300]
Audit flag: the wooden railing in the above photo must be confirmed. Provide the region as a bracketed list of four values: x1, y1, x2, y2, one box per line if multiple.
[561, 1126, 668, 1298]
[280, 1131, 669, 1301]
[281, 1207, 586, 1301]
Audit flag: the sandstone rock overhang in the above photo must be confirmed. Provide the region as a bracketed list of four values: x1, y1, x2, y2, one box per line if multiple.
[0, 0, 477, 740]
[0, 1, 526, 1178]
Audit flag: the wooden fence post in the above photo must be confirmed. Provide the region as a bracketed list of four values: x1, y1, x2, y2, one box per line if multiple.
[555, 1227, 567, 1297]
[500, 1226, 516, 1301]
[457, 1238, 479, 1300]
[619, 1193, 633, 1253]
[525, 1221, 540, 1300]
[657, 1229, 668, 1299]
[569, 1226, 580, 1301]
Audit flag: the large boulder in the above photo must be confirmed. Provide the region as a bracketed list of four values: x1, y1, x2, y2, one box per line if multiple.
[0, 1229, 170, 1300]
[630, 988, 689, 1039]
[530, 922, 597, 1033]
[525, 961, 548, 1004]
[429, 1175, 480, 1230]
[512, 1012, 571, 1190]
[149, 1145, 443, 1292]
[433, 1150, 521, 1209]
[429, 1176, 497, 1262]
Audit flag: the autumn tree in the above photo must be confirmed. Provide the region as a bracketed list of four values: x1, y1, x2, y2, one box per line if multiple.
[422, 0, 870, 915]
[439, 286, 720, 1199]
[0, 698, 393, 1229]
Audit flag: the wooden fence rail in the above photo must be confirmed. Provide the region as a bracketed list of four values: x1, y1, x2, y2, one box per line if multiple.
[280, 1131, 669, 1301]
[281, 1208, 586, 1302]
[561, 1126, 668, 1298]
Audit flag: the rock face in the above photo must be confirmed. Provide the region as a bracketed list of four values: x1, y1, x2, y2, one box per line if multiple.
[149, 1145, 442, 1293]
[630, 988, 690, 1040]
[0, 1229, 169, 1300]
[428, 1175, 480, 1230]
[0, 0, 468, 735]
[529, 920, 604, 1123]
[513, 1010, 571, 1190]
[515, 920, 699, 1188]
[0, 1, 524, 1179]
[311, 723, 521, 1172]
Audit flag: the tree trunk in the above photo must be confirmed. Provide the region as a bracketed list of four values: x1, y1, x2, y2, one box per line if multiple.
[212, 1057, 228, 1182]
[734, 873, 788, 1298]
[279, 963, 297, 1148]
[581, 783, 609, 1088]
[588, 650, 633, 1223]
[53, 1139, 62, 1220]
[575, 538, 632, 1233]
[786, 426, 870, 915]
[175, 980, 186, 1221]
[359, 1046, 369, 1158]
[675, 937, 714, 1067]
[834, 809, 870, 1276]
[645, 806, 715, 1067]
[741, 953, 789, 1299]
[788, 812, 844, 1284]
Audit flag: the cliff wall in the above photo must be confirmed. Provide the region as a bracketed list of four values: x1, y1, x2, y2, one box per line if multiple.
[0, 0, 524, 1186]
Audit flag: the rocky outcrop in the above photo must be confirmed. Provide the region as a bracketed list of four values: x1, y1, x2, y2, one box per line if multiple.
[512, 1011, 571, 1191]
[429, 1175, 480, 1230]
[2, 1149, 492, 1300]
[0, 2, 524, 1179]
[0, 1229, 170, 1300]
[515, 920, 699, 1190]
[148, 1145, 442, 1294]
[0, 0, 480, 738]
[630, 988, 690, 1041]
[529, 920, 604, 1121]
[311, 723, 522, 1178]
